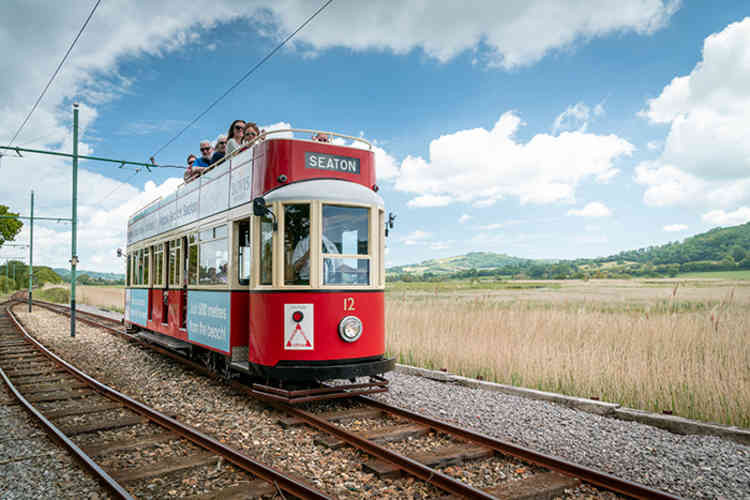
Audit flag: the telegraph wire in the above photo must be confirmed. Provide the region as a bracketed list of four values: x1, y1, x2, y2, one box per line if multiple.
[5, 0, 103, 147]
[150, 0, 334, 159]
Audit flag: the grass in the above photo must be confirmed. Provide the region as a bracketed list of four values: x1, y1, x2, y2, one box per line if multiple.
[36, 287, 70, 303]
[676, 270, 750, 280]
[386, 281, 750, 428]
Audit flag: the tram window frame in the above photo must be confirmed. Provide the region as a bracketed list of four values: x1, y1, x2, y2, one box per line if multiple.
[238, 220, 251, 286]
[126, 253, 131, 287]
[198, 224, 229, 287]
[153, 243, 164, 287]
[258, 214, 274, 286]
[284, 203, 311, 286]
[168, 239, 182, 288]
[320, 203, 372, 287]
[135, 248, 144, 286]
[188, 234, 198, 286]
[143, 247, 151, 287]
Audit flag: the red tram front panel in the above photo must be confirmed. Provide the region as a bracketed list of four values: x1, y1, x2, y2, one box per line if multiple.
[252, 139, 376, 197]
[249, 291, 384, 369]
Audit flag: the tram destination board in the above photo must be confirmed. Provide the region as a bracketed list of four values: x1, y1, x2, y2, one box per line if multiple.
[305, 152, 360, 174]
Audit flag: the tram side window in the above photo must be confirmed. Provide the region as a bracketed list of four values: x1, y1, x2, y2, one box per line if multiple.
[168, 239, 182, 287]
[143, 247, 151, 286]
[285, 204, 311, 286]
[238, 221, 251, 286]
[126, 254, 131, 286]
[199, 225, 229, 285]
[321, 205, 370, 285]
[188, 235, 198, 285]
[136, 249, 144, 285]
[153, 243, 164, 287]
[259, 215, 273, 286]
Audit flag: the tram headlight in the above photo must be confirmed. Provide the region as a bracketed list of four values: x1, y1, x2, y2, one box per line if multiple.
[338, 316, 362, 343]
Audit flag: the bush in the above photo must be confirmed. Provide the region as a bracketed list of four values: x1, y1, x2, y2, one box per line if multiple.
[36, 287, 70, 304]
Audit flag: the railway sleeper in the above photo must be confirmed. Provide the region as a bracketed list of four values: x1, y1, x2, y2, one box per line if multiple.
[315, 423, 430, 449]
[108, 452, 218, 483]
[438, 471, 582, 500]
[363, 444, 494, 479]
[278, 407, 384, 428]
[182, 480, 277, 500]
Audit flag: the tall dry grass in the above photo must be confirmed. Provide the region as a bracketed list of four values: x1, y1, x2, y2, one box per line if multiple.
[386, 289, 750, 427]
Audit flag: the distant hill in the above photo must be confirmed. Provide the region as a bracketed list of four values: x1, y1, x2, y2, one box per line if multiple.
[388, 251, 539, 275]
[53, 268, 124, 283]
[388, 222, 750, 281]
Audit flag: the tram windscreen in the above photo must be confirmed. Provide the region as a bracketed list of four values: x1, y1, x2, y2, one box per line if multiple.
[322, 205, 370, 285]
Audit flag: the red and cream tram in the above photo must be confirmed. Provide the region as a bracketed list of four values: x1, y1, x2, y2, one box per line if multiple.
[124, 130, 394, 398]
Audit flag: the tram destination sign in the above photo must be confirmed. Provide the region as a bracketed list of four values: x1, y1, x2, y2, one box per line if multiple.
[305, 152, 360, 174]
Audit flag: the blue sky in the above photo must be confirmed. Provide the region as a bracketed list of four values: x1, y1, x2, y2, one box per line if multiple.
[2, 1, 750, 272]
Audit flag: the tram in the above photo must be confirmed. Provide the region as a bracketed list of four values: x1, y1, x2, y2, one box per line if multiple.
[124, 130, 395, 399]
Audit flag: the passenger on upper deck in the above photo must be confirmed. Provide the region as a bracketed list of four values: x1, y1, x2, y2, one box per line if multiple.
[210, 135, 227, 164]
[225, 119, 246, 155]
[183, 154, 199, 182]
[312, 132, 330, 143]
[242, 122, 261, 146]
[194, 140, 213, 168]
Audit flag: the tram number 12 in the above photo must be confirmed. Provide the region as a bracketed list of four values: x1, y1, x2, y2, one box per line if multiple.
[344, 297, 356, 311]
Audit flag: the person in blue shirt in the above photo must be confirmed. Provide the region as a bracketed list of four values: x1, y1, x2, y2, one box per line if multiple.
[194, 140, 213, 167]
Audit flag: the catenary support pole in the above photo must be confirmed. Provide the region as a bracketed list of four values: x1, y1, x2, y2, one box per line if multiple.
[71, 104, 79, 337]
[28, 191, 34, 312]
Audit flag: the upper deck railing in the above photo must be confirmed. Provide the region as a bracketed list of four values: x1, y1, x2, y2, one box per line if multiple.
[126, 129, 374, 245]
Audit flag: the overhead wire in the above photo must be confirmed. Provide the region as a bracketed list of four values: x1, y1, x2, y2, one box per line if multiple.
[91, 167, 142, 207]
[5, 0, 104, 147]
[150, 0, 334, 159]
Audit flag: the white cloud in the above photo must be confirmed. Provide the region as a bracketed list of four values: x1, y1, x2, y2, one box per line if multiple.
[663, 224, 688, 232]
[552, 101, 605, 133]
[458, 214, 472, 223]
[407, 195, 453, 208]
[584, 224, 601, 232]
[478, 223, 505, 231]
[567, 201, 612, 217]
[400, 230, 432, 246]
[430, 241, 453, 250]
[276, 1, 678, 69]
[395, 112, 633, 208]
[636, 18, 750, 207]
[646, 140, 662, 151]
[701, 207, 750, 226]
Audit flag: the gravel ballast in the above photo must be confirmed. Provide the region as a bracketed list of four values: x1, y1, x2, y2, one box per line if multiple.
[371, 372, 750, 499]
[0, 385, 108, 499]
[11, 305, 750, 499]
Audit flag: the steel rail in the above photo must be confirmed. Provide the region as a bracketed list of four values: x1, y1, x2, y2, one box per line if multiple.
[7, 302, 331, 500]
[0, 303, 133, 500]
[359, 397, 682, 500]
[265, 400, 498, 499]
[32, 299, 684, 499]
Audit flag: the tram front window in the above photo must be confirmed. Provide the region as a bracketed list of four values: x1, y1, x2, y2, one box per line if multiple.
[322, 205, 370, 285]
[285, 204, 310, 285]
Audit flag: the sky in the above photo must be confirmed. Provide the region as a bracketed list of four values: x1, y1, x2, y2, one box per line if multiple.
[2, 0, 750, 273]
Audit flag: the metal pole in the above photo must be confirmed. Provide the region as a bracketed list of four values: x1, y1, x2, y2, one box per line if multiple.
[28, 191, 33, 312]
[71, 104, 79, 337]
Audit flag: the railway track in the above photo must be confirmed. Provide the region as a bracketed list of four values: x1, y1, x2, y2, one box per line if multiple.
[26, 299, 683, 499]
[0, 302, 329, 499]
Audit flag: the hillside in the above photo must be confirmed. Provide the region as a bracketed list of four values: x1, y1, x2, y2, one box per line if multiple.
[389, 222, 750, 281]
[53, 268, 125, 283]
[388, 252, 536, 275]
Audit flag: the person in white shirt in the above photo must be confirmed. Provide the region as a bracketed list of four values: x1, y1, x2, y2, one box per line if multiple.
[292, 235, 339, 282]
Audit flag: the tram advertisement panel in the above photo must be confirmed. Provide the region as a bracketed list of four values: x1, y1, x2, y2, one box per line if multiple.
[126, 288, 148, 326]
[187, 291, 231, 353]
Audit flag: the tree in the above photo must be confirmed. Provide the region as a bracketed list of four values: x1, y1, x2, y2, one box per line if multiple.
[0, 205, 23, 248]
[730, 245, 746, 263]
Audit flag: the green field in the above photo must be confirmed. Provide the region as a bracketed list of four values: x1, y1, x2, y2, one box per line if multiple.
[676, 270, 750, 279]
